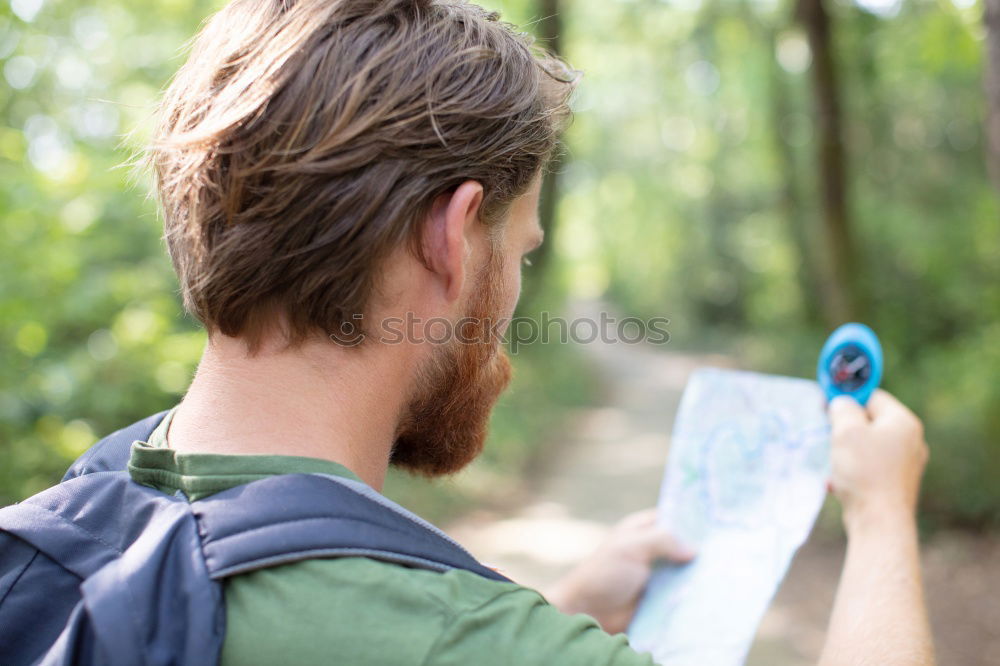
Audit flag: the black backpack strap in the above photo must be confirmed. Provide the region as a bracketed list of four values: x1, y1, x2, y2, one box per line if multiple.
[0, 473, 225, 666]
[194, 473, 511, 583]
[1, 471, 509, 665]
[60, 411, 507, 583]
[62, 411, 169, 481]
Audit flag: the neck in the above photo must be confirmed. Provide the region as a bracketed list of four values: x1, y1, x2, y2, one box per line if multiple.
[167, 334, 415, 491]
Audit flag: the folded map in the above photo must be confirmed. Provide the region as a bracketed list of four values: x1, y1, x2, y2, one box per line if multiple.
[627, 367, 831, 665]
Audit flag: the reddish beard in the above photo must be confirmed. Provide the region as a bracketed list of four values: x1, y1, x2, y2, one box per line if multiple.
[390, 249, 513, 477]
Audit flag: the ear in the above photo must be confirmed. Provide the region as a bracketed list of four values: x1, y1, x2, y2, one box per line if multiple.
[422, 180, 484, 303]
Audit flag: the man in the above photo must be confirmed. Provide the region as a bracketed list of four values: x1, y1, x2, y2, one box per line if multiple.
[6, 0, 934, 663]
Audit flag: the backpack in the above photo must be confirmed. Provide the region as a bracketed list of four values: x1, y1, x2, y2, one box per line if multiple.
[0, 412, 509, 665]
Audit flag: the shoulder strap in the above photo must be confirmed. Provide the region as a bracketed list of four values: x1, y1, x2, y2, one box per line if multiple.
[1, 422, 163, 666]
[55, 410, 508, 583]
[62, 411, 169, 481]
[194, 473, 510, 583]
[0, 473, 225, 666]
[1, 414, 510, 664]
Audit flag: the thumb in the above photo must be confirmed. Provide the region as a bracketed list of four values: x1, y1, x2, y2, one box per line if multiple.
[828, 394, 867, 430]
[637, 527, 696, 564]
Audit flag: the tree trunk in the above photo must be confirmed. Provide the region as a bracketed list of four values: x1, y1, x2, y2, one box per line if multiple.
[518, 0, 563, 309]
[796, 0, 859, 323]
[986, 0, 1000, 190]
[766, 26, 825, 327]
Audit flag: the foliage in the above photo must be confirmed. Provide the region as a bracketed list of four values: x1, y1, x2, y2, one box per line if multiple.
[1, 0, 221, 503]
[2, 0, 998, 527]
[544, 0, 1000, 528]
[0, 0, 597, 511]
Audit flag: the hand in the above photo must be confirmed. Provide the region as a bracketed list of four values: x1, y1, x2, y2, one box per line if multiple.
[543, 509, 695, 634]
[828, 389, 929, 528]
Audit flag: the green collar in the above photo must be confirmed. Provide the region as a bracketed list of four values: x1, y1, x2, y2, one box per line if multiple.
[127, 407, 364, 501]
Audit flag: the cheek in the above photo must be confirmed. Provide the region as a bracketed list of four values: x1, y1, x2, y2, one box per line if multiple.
[486, 260, 521, 341]
[503, 261, 522, 317]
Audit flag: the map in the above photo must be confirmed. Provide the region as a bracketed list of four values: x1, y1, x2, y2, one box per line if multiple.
[627, 368, 831, 665]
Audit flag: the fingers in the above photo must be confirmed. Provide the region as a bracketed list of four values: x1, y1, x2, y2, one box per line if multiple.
[615, 509, 695, 563]
[828, 394, 867, 430]
[829, 390, 922, 441]
[620, 508, 658, 529]
[637, 527, 696, 563]
[868, 389, 926, 450]
[866, 389, 917, 424]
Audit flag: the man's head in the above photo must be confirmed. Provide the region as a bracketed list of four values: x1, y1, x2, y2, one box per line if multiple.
[150, 0, 575, 475]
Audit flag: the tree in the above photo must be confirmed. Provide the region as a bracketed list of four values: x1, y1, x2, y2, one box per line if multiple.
[519, 0, 562, 307]
[796, 0, 860, 323]
[986, 0, 1000, 190]
[766, 24, 825, 327]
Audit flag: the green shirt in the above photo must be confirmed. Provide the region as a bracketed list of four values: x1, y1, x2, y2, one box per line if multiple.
[128, 409, 656, 665]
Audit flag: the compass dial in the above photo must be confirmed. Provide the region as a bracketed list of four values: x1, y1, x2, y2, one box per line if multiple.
[827, 343, 872, 393]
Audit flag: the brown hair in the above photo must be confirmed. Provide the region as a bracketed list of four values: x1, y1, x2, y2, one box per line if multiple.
[150, 0, 576, 351]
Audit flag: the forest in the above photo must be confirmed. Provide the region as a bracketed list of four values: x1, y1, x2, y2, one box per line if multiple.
[1, 0, 998, 531]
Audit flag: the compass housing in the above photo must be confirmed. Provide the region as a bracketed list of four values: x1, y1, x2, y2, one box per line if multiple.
[817, 323, 883, 406]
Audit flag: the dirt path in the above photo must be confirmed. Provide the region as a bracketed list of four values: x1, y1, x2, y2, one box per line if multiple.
[445, 309, 1000, 665]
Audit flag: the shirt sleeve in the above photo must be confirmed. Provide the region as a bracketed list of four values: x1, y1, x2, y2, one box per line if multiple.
[422, 585, 658, 666]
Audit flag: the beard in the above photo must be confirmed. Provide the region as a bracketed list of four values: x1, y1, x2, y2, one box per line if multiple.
[389, 248, 513, 477]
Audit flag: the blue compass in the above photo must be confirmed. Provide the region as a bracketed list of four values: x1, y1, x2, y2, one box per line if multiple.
[817, 323, 883, 406]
